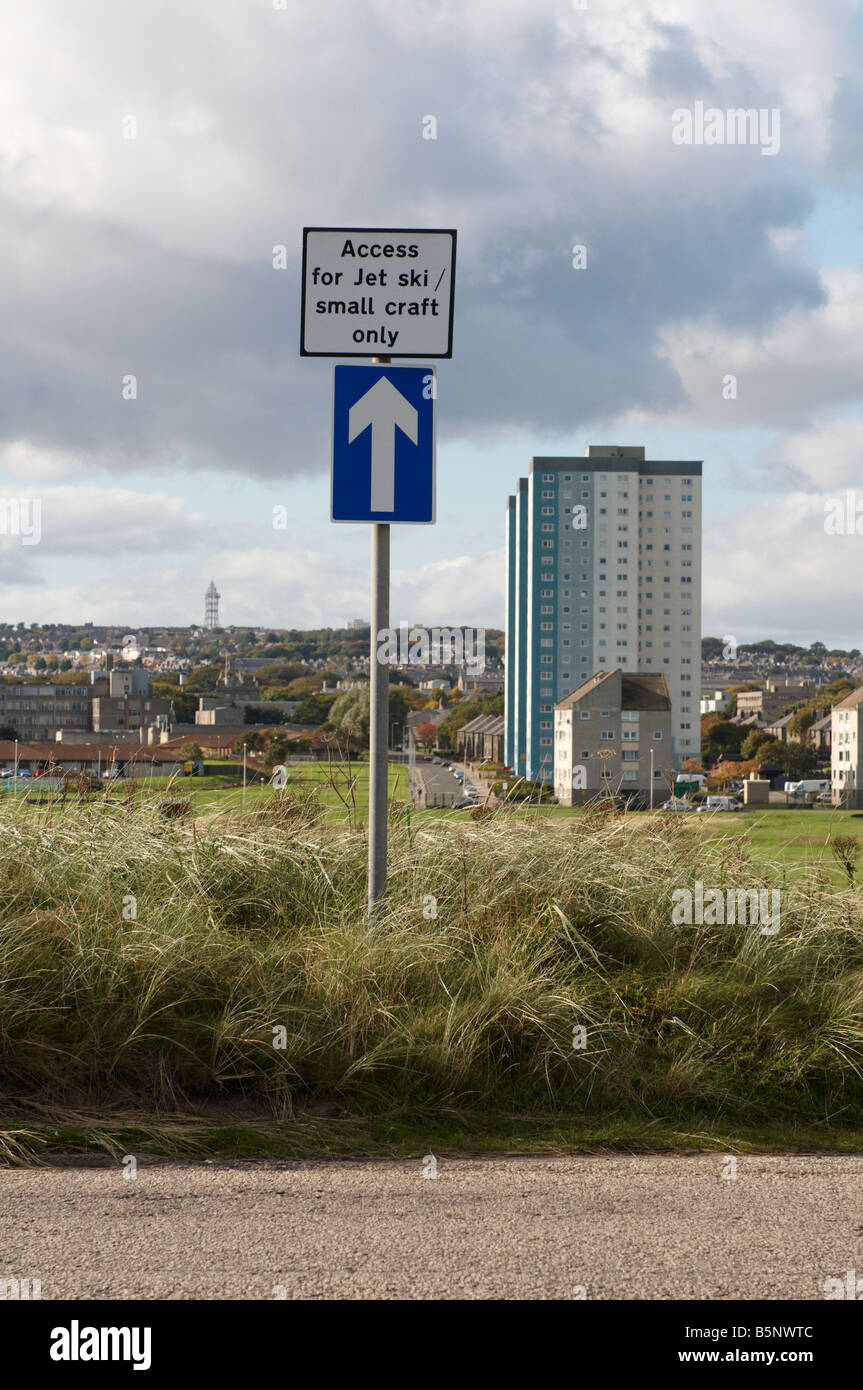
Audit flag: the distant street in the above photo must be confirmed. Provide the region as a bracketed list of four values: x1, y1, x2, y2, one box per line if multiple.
[3, 1154, 862, 1300]
[418, 759, 464, 805]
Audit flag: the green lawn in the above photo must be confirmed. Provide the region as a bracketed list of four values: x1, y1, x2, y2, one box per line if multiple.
[0, 760, 411, 823]
[185, 761, 410, 818]
[681, 807, 863, 884]
[6, 773, 862, 879]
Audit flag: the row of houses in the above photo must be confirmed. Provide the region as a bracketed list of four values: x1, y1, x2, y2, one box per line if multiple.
[0, 731, 247, 777]
[0, 741, 188, 777]
[456, 668, 670, 804]
[730, 707, 833, 756]
[456, 714, 505, 763]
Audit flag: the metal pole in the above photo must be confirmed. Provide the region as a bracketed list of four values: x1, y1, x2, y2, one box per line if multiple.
[408, 724, 416, 799]
[368, 518, 390, 916]
[650, 747, 654, 810]
[366, 355, 393, 915]
[14, 738, 18, 796]
[243, 743, 247, 808]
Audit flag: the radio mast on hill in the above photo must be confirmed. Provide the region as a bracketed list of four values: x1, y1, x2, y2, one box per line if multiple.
[204, 580, 220, 630]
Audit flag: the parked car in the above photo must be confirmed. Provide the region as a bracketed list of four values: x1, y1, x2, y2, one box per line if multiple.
[16, 769, 32, 779]
[662, 798, 698, 812]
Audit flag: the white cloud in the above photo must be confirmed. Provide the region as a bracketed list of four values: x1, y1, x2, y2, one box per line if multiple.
[704, 488, 863, 646]
[651, 269, 863, 430]
[772, 419, 863, 491]
[392, 550, 505, 627]
[0, 486, 209, 557]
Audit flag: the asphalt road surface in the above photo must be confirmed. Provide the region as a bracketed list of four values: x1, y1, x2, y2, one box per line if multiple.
[419, 759, 465, 804]
[3, 1153, 862, 1300]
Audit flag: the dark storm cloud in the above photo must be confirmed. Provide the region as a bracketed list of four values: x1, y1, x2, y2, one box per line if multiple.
[0, 0, 849, 482]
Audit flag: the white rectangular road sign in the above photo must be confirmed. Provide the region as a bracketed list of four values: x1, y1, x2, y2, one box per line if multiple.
[301, 227, 456, 357]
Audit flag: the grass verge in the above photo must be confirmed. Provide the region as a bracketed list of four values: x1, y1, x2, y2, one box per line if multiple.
[2, 796, 863, 1160]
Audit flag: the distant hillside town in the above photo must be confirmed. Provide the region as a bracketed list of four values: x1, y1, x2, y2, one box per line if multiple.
[1, 559, 862, 806]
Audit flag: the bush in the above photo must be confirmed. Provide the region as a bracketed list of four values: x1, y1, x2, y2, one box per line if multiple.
[491, 777, 554, 803]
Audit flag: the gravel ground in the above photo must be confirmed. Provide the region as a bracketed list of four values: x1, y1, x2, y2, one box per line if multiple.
[2, 1152, 862, 1300]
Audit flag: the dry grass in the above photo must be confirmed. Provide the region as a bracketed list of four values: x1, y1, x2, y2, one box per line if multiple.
[1, 796, 862, 1131]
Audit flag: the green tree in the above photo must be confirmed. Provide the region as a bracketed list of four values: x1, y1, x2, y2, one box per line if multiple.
[701, 718, 745, 765]
[324, 686, 408, 748]
[787, 707, 816, 740]
[182, 665, 223, 696]
[294, 692, 338, 726]
[326, 688, 370, 743]
[750, 738, 817, 777]
[264, 730, 294, 767]
[741, 728, 773, 761]
[234, 731, 266, 754]
[437, 691, 503, 751]
[243, 704, 287, 725]
[777, 742, 818, 777]
[151, 681, 196, 723]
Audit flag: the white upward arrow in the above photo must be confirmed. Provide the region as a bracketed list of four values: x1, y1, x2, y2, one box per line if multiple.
[348, 376, 418, 513]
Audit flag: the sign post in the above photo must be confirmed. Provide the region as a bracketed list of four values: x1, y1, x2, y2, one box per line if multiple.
[301, 227, 456, 916]
[333, 356, 436, 917]
[368, 412, 389, 915]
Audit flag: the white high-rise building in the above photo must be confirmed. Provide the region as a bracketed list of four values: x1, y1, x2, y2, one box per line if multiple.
[505, 446, 702, 782]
